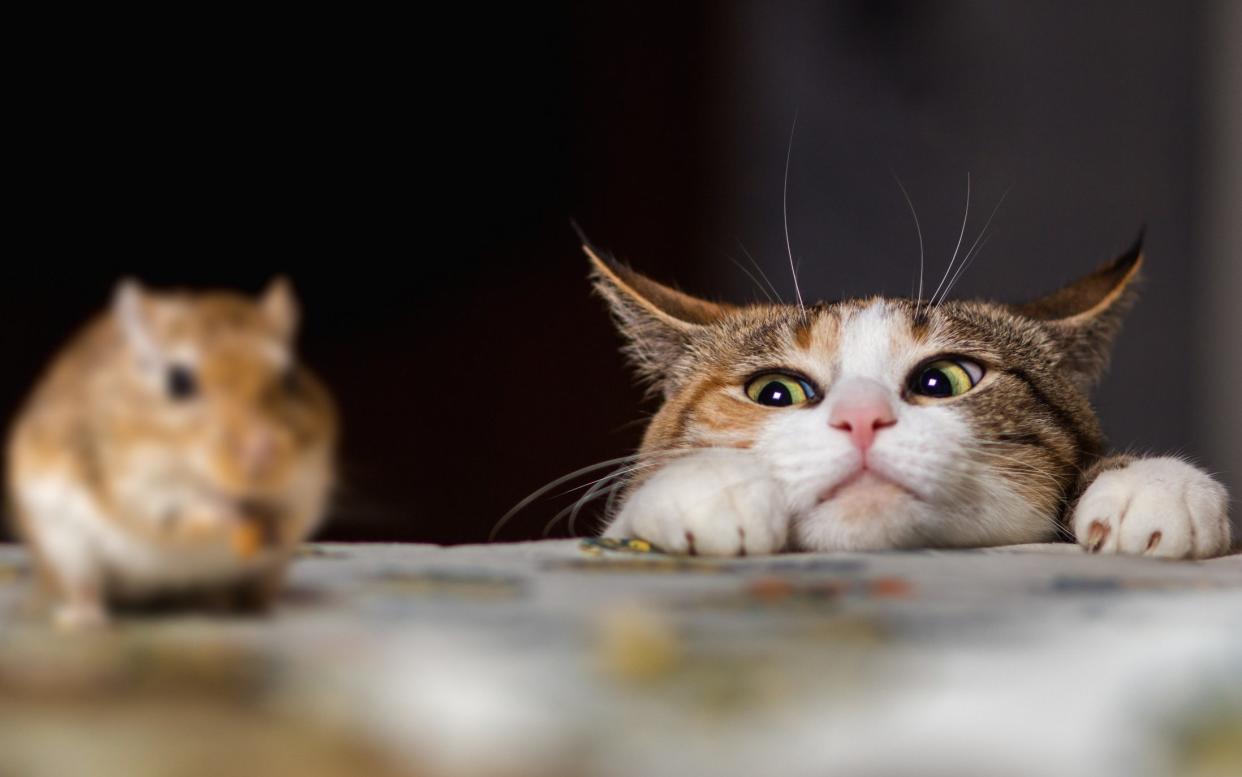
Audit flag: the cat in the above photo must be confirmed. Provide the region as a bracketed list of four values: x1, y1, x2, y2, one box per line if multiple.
[587, 236, 1232, 558]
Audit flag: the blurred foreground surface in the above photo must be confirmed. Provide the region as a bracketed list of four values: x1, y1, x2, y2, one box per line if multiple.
[1, 541, 1240, 777]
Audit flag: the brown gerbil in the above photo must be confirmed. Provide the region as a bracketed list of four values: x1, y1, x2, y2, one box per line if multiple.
[6, 278, 337, 628]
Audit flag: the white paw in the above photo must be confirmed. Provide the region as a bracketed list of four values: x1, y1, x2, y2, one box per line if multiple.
[604, 451, 788, 557]
[1073, 457, 1232, 559]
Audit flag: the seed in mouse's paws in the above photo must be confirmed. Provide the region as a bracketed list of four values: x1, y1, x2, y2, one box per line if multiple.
[175, 507, 230, 541]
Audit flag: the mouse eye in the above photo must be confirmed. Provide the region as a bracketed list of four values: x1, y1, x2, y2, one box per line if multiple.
[166, 364, 198, 400]
[745, 372, 817, 407]
[909, 358, 984, 398]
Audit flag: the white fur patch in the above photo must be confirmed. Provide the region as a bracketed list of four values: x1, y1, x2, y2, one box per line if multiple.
[835, 301, 907, 383]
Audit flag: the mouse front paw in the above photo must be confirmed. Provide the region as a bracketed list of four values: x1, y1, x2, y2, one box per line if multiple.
[54, 601, 109, 631]
[1072, 457, 1231, 559]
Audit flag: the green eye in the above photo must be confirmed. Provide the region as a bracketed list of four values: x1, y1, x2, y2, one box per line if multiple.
[745, 373, 816, 407]
[910, 358, 983, 398]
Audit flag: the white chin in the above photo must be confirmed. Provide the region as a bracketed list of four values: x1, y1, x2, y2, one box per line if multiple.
[827, 471, 913, 510]
[794, 473, 924, 551]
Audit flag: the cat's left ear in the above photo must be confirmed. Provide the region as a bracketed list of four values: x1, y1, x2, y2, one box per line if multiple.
[584, 240, 734, 396]
[1010, 233, 1144, 390]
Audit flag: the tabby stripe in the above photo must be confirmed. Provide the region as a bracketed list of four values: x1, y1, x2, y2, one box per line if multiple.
[995, 431, 1043, 447]
[1005, 368, 1098, 469]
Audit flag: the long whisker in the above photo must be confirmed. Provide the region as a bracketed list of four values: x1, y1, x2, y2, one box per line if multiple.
[927, 173, 972, 312]
[937, 467, 1072, 542]
[891, 171, 925, 315]
[609, 413, 655, 435]
[494, 446, 723, 541]
[736, 239, 784, 303]
[936, 228, 996, 306]
[568, 476, 638, 537]
[934, 186, 1010, 307]
[963, 449, 1074, 497]
[544, 477, 630, 538]
[972, 462, 1067, 495]
[549, 455, 644, 499]
[551, 459, 654, 537]
[559, 447, 755, 538]
[726, 254, 775, 303]
[782, 111, 805, 315]
[490, 454, 645, 541]
[604, 475, 625, 520]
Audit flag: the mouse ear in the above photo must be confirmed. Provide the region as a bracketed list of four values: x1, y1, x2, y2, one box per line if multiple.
[113, 277, 161, 364]
[260, 276, 300, 339]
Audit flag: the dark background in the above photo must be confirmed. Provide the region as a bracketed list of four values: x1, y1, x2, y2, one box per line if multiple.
[4, 2, 1238, 544]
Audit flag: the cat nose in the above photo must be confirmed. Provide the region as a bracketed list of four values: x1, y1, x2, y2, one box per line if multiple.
[828, 378, 897, 452]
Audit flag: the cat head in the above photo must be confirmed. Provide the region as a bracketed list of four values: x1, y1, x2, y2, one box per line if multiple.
[589, 237, 1142, 550]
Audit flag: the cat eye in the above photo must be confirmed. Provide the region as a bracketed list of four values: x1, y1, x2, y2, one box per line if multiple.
[745, 373, 817, 407]
[909, 358, 984, 398]
[166, 364, 198, 400]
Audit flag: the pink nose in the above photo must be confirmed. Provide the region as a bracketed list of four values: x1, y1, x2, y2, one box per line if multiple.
[829, 379, 897, 452]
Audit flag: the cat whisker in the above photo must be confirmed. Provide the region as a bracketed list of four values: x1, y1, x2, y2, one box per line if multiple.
[566, 476, 637, 537]
[927, 173, 972, 316]
[965, 450, 1073, 492]
[943, 471, 1072, 542]
[491, 453, 647, 541]
[891, 170, 927, 316]
[603, 472, 625, 521]
[736, 239, 784, 304]
[726, 254, 776, 304]
[937, 228, 996, 305]
[581, 448, 766, 539]
[548, 455, 644, 500]
[934, 185, 1011, 307]
[544, 476, 634, 538]
[961, 457, 1076, 537]
[610, 413, 656, 435]
[494, 446, 727, 541]
[966, 443, 1068, 471]
[566, 457, 657, 525]
[782, 111, 806, 317]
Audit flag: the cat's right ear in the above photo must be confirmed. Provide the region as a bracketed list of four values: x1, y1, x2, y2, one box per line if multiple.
[584, 241, 732, 395]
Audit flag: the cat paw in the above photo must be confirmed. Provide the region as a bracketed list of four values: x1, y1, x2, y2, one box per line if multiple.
[604, 452, 787, 556]
[1072, 457, 1232, 559]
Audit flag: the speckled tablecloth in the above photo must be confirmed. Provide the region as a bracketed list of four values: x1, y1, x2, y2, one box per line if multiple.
[1, 540, 1240, 777]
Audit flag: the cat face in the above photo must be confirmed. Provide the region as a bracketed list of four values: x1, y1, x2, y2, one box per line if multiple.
[590, 239, 1142, 551]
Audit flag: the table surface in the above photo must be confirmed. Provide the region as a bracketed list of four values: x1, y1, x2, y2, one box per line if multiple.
[1, 540, 1241, 777]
